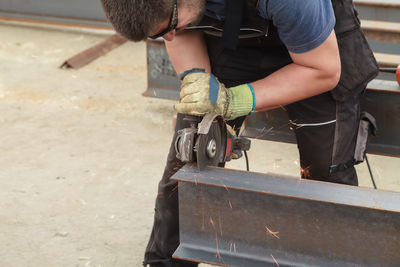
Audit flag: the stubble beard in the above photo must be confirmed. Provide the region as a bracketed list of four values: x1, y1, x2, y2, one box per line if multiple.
[186, 0, 206, 27]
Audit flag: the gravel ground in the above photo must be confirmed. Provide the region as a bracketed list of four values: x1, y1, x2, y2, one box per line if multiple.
[0, 21, 398, 267]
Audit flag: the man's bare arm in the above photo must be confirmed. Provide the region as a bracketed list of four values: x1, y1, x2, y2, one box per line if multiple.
[251, 30, 341, 111]
[167, 30, 340, 115]
[164, 30, 211, 74]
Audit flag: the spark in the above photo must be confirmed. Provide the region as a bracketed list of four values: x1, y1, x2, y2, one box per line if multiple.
[209, 217, 215, 228]
[215, 235, 222, 260]
[218, 212, 223, 237]
[265, 226, 280, 239]
[255, 126, 274, 139]
[273, 161, 280, 170]
[210, 217, 223, 261]
[149, 227, 160, 250]
[223, 184, 229, 192]
[167, 185, 178, 199]
[201, 212, 205, 231]
[301, 165, 311, 179]
[271, 254, 279, 266]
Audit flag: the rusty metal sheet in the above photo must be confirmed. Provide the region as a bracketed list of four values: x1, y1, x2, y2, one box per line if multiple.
[60, 34, 127, 69]
[172, 164, 400, 266]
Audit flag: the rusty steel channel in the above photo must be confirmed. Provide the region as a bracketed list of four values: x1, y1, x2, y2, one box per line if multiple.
[172, 164, 400, 267]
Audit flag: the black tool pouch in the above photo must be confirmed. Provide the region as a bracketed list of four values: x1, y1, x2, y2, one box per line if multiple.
[354, 112, 377, 163]
[330, 0, 379, 102]
[329, 111, 377, 174]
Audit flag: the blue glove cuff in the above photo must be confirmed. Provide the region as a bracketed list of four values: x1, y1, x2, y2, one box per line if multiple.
[209, 74, 220, 104]
[179, 68, 205, 80]
[246, 83, 256, 115]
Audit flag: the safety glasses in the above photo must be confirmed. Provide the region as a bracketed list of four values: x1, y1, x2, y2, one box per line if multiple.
[149, 0, 179, 39]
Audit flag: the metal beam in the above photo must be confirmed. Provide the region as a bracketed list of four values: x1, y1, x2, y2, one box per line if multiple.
[0, 0, 109, 27]
[144, 40, 180, 100]
[354, 0, 400, 23]
[172, 164, 400, 266]
[362, 20, 400, 55]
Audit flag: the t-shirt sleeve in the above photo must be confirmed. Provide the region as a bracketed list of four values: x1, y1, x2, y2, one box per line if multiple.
[259, 0, 336, 53]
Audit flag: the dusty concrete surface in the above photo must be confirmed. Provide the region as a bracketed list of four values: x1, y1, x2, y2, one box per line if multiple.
[0, 22, 398, 267]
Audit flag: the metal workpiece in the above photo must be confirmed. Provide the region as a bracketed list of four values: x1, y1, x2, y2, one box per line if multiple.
[172, 164, 400, 266]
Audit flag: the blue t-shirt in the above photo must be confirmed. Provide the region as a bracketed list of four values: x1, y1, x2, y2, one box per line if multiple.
[205, 0, 335, 53]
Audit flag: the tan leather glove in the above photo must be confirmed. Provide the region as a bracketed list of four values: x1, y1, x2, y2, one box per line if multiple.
[174, 70, 255, 120]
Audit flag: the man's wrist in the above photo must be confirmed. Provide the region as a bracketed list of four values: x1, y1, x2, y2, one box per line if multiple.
[226, 83, 255, 119]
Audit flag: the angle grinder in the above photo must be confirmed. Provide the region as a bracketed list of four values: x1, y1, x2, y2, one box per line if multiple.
[175, 114, 251, 171]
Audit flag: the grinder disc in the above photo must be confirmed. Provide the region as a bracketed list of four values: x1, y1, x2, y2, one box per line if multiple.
[196, 119, 225, 171]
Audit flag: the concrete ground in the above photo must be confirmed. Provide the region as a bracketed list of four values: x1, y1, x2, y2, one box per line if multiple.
[0, 21, 398, 267]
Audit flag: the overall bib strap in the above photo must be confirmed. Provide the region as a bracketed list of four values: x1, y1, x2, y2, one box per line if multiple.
[222, 0, 245, 50]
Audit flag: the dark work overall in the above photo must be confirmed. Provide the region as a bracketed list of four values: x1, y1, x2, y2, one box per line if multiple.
[143, 0, 378, 266]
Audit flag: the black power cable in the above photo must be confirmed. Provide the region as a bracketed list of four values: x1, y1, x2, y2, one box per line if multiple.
[244, 150, 250, 171]
[365, 155, 377, 189]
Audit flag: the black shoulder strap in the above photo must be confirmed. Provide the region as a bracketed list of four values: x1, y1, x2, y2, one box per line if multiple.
[222, 0, 245, 50]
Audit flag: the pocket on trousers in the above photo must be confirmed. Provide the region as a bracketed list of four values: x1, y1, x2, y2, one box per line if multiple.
[330, 28, 379, 102]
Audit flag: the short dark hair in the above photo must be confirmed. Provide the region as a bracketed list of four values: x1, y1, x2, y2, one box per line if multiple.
[100, 0, 172, 41]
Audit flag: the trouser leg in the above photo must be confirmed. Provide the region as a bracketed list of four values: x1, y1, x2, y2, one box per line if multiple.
[286, 92, 360, 185]
[143, 113, 199, 267]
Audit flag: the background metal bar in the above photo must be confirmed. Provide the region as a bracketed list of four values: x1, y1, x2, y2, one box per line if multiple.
[362, 20, 400, 56]
[144, 41, 181, 99]
[172, 164, 400, 266]
[354, 0, 400, 22]
[0, 0, 109, 27]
